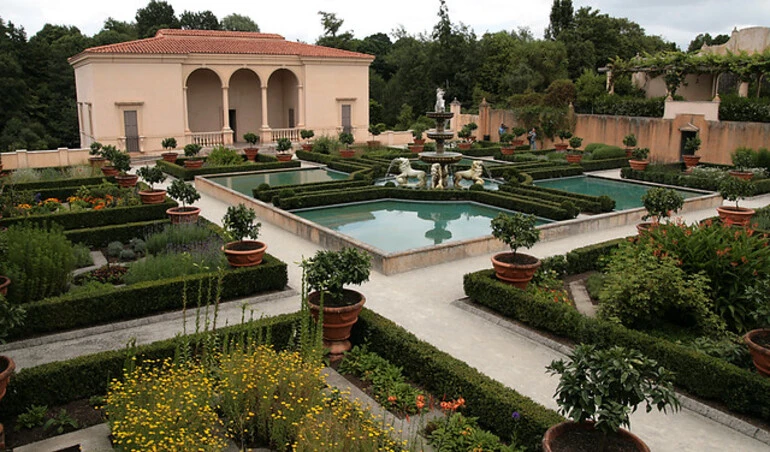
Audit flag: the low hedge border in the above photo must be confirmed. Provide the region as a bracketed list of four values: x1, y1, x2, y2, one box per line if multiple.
[253, 180, 370, 202]
[622, 167, 770, 194]
[0, 312, 300, 418]
[0, 175, 115, 191]
[64, 219, 171, 248]
[524, 166, 584, 180]
[9, 253, 288, 340]
[296, 150, 334, 164]
[463, 242, 770, 423]
[157, 156, 300, 181]
[279, 186, 574, 220]
[499, 184, 614, 213]
[353, 309, 563, 451]
[0, 199, 177, 230]
[579, 157, 630, 171]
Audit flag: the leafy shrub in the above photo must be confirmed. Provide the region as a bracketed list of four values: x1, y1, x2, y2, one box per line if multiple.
[119, 249, 136, 261]
[429, 412, 520, 452]
[588, 95, 665, 117]
[128, 238, 146, 255]
[543, 79, 576, 107]
[584, 273, 605, 300]
[590, 145, 626, 160]
[15, 405, 48, 431]
[0, 294, 26, 343]
[583, 143, 606, 153]
[145, 224, 220, 255]
[106, 241, 123, 258]
[67, 280, 116, 296]
[123, 244, 227, 284]
[72, 242, 94, 268]
[2, 223, 75, 304]
[207, 145, 243, 166]
[719, 95, 770, 123]
[311, 136, 340, 154]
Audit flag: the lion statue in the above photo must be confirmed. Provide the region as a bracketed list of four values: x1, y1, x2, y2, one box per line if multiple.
[453, 160, 485, 188]
[393, 157, 426, 188]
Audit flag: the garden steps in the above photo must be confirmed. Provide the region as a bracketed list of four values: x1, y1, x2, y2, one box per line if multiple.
[567, 280, 597, 317]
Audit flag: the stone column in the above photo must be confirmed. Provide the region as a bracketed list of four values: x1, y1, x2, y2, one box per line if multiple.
[222, 85, 233, 144]
[739, 81, 749, 98]
[450, 98, 462, 133]
[478, 98, 490, 141]
[183, 87, 190, 133]
[297, 84, 305, 128]
[260, 84, 271, 143]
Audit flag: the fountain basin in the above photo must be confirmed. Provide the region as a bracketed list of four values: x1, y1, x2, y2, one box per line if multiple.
[419, 151, 463, 165]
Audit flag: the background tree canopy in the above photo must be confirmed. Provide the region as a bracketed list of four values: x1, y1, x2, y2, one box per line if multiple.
[1, 0, 683, 151]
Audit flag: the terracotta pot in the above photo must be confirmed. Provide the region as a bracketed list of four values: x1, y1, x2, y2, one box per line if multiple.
[458, 143, 472, 150]
[184, 159, 204, 169]
[728, 170, 754, 181]
[301, 143, 313, 151]
[367, 140, 381, 148]
[101, 166, 119, 177]
[716, 206, 755, 227]
[413, 138, 426, 145]
[115, 174, 138, 188]
[636, 222, 655, 236]
[512, 139, 525, 146]
[166, 206, 201, 224]
[276, 153, 293, 162]
[566, 154, 583, 164]
[745, 329, 770, 377]
[307, 289, 365, 361]
[340, 149, 356, 158]
[409, 144, 424, 153]
[491, 252, 541, 289]
[223, 240, 267, 267]
[0, 276, 10, 296]
[554, 143, 569, 151]
[138, 189, 167, 204]
[89, 156, 107, 168]
[683, 155, 701, 168]
[161, 152, 178, 164]
[625, 148, 634, 158]
[628, 160, 649, 171]
[542, 421, 650, 452]
[0, 355, 15, 401]
[500, 146, 515, 155]
[244, 148, 259, 162]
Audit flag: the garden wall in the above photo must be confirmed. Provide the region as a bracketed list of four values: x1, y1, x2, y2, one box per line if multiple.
[1, 148, 91, 170]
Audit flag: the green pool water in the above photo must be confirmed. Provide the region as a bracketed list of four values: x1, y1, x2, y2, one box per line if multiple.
[207, 168, 348, 196]
[534, 176, 703, 211]
[293, 200, 548, 253]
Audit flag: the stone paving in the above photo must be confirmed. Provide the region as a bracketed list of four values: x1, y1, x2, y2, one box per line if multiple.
[9, 168, 770, 452]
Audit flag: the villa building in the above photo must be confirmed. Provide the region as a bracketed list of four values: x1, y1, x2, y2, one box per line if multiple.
[68, 29, 374, 153]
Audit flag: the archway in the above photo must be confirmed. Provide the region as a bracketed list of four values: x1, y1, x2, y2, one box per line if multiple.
[228, 69, 262, 143]
[186, 68, 223, 133]
[266, 69, 299, 129]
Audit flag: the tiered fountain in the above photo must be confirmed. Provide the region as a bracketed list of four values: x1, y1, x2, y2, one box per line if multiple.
[419, 88, 463, 189]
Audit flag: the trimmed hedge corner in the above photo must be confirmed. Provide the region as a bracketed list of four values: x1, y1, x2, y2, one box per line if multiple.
[157, 157, 300, 181]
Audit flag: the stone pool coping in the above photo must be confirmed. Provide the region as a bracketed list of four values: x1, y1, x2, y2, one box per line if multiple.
[196, 175, 723, 275]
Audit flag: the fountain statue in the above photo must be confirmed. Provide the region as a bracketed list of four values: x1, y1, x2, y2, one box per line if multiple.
[420, 88, 462, 188]
[453, 160, 485, 187]
[393, 157, 426, 188]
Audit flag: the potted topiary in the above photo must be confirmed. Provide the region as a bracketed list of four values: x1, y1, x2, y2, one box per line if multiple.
[300, 247, 371, 361]
[511, 127, 527, 146]
[566, 136, 584, 163]
[88, 142, 107, 168]
[367, 123, 386, 148]
[100, 145, 121, 177]
[111, 150, 137, 188]
[457, 125, 473, 150]
[161, 137, 178, 163]
[300, 129, 315, 151]
[338, 132, 355, 158]
[544, 345, 680, 452]
[136, 165, 167, 204]
[629, 147, 650, 171]
[729, 147, 755, 180]
[490, 212, 541, 289]
[623, 133, 637, 157]
[412, 127, 426, 145]
[638, 187, 684, 234]
[183, 143, 204, 169]
[465, 122, 478, 142]
[221, 203, 266, 267]
[555, 130, 572, 151]
[717, 175, 756, 227]
[165, 179, 201, 223]
[275, 138, 293, 162]
[682, 136, 701, 169]
[500, 133, 515, 155]
[242, 132, 260, 161]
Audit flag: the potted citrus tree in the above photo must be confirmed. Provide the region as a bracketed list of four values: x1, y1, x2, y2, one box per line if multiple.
[638, 187, 684, 234]
[500, 133, 515, 155]
[555, 130, 572, 151]
[88, 142, 107, 168]
[300, 247, 371, 361]
[566, 136, 584, 163]
[729, 147, 755, 180]
[457, 125, 473, 150]
[300, 129, 315, 151]
[100, 145, 121, 177]
[161, 137, 178, 163]
[165, 179, 201, 224]
[412, 126, 426, 145]
[511, 127, 527, 146]
[183, 144, 204, 169]
[623, 133, 637, 157]
[243, 132, 259, 161]
[682, 136, 701, 169]
[112, 150, 137, 188]
[717, 175, 756, 227]
[367, 123, 386, 148]
[221, 203, 266, 267]
[490, 212, 541, 289]
[275, 138, 293, 162]
[338, 132, 355, 158]
[544, 345, 680, 452]
[629, 147, 650, 171]
[136, 165, 167, 204]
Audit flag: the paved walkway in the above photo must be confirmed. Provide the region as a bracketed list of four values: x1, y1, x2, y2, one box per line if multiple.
[8, 169, 770, 452]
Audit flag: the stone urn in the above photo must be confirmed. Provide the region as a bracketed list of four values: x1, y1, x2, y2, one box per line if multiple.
[222, 240, 267, 267]
[307, 289, 366, 362]
[745, 329, 770, 377]
[491, 252, 541, 289]
[543, 421, 650, 452]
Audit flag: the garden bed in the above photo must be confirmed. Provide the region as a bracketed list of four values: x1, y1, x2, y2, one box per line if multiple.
[157, 155, 300, 180]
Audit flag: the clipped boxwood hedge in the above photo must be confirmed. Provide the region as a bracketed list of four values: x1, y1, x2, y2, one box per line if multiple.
[9, 253, 288, 340]
[463, 241, 770, 423]
[0, 175, 115, 192]
[0, 313, 299, 418]
[253, 180, 369, 202]
[64, 219, 171, 248]
[622, 167, 770, 194]
[499, 184, 614, 214]
[523, 165, 584, 180]
[296, 150, 334, 164]
[0, 199, 177, 230]
[353, 309, 563, 451]
[580, 157, 630, 171]
[157, 156, 300, 181]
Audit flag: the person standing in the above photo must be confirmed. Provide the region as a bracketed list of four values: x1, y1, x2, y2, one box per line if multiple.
[528, 128, 537, 150]
[498, 123, 507, 138]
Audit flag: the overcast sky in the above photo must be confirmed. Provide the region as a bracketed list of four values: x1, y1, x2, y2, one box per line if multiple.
[4, 0, 770, 50]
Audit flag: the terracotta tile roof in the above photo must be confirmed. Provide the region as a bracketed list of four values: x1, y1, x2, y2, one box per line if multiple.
[79, 29, 373, 60]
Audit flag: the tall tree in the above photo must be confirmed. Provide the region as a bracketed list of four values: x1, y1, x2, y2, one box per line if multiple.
[545, 0, 574, 40]
[427, 0, 477, 104]
[179, 11, 220, 30]
[135, 0, 179, 38]
[357, 33, 394, 80]
[91, 18, 137, 46]
[315, 11, 356, 50]
[221, 14, 259, 32]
